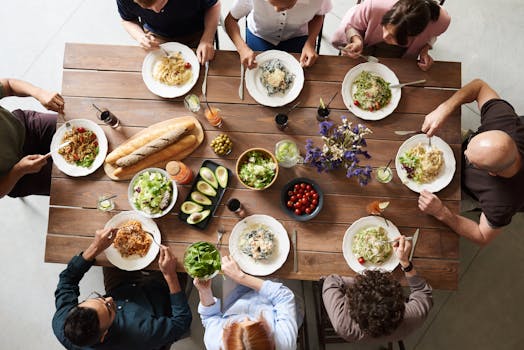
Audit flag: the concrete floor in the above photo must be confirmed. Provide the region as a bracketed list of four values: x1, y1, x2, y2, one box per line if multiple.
[1, 0, 524, 349]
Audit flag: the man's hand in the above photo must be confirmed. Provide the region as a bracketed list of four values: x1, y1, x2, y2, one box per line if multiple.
[300, 41, 318, 68]
[197, 40, 215, 65]
[36, 90, 64, 113]
[393, 235, 412, 267]
[158, 245, 178, 279]
[418, 190, 446, 220]
[341, 36, 363, 59]
[15, 154, 49, 175]
[193, 277, 212, 292]
[221, 255, 245, 282]
[138, 32, 161, 51]
[418, 48, 434, 71]
[83, 228, 117, 261]
[239, 47, 257, 69]
[421, 103, 448, 137]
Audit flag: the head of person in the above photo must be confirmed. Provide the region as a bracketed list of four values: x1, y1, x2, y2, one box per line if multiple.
[267, 0, 298, 12]
[347, 270, 405, 338]
[465, 130, 521, 177]
[381, 0, 441, 46]
[63, 293, 116, 347]
[134, 0, 168, 13]
[222, 317, 274, 350]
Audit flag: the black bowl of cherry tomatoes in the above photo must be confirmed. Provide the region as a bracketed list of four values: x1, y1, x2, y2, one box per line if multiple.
[280, 178, 323, 221]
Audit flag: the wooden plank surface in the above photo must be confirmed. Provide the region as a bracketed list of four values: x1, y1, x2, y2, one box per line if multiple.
[49, 44, 462, 290]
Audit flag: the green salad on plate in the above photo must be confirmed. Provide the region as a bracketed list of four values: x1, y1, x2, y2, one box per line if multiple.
[131, 170, 173, 215]
[183, 242, 221, 279]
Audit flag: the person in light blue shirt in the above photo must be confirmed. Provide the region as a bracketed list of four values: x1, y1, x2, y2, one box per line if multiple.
[194, 255, 301, 350]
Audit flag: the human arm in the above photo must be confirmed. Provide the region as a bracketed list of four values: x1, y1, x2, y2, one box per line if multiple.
[331, 2, 369, 57]
[194, 278, 215, 307]
[422, 79, 500, 136]
[393, 235, 417, 278]
[197, 1, 221, 64]
[224, 13, 257, 68]
[0, 155, 50, 198]
[299, 15, 324, 67]
[418, 190, 503, 245]
[0, 78, 64, 112]
[417, 43, 433, 71]
[221, 255, 264, 291]
[121, 20, 162, 50]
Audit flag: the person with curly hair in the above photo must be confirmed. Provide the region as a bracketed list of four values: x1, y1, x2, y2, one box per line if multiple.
[322, 236, 433, 342]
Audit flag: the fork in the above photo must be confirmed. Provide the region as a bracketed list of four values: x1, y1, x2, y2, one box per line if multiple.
[379, 236, 413, 245]
[216, 225, 225, 247]
[337, 46, 379, 63]
[145, 231, 161, 246]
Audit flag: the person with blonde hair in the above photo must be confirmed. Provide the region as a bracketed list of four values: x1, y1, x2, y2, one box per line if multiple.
[195, 255, 301, 350]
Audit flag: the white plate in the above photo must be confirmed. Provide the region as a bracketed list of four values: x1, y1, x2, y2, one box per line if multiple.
[341, 62, 401, 120]
[142, 42, 200, 98]
[229, 214, 290, 276]
[342, 216, 400, 274]
[245, 50, 304, 107]
[104, 211, 161, 271]
[128, 168, 178, 219]
[395, 134, 456, 193]
[51, 119, 108, 177]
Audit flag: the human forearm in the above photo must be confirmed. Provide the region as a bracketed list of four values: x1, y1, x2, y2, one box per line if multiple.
[201, 2, 221, 44]
[434, 206, 494, 245]
[225, 14, 250, 52]
[198, 289, 215, 307]
[164, 274, 182, 294]
[307, 15, 324, 46]
[2, 78, 44, 99]
[235, 273, 264, 291]
[0, 163, 26, 198]
[121, 19, 146, 41]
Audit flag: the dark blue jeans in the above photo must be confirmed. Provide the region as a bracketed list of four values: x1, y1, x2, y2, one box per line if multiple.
[246, 28, 307, 53]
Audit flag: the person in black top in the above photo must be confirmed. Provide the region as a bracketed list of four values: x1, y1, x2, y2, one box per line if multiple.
[116, 0, 221, 64]
[418, 79, 524, 246]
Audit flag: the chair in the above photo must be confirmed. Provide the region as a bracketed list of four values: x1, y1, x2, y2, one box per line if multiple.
[312, 280, 405, 350]
[297, 280, 310, 350]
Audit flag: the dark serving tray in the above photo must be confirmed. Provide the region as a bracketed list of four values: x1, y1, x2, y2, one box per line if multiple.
[178, 160, 232, 230]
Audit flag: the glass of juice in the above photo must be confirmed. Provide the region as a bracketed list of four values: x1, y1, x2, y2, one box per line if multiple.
[205, 107, 223, 127]
[376, 166, 393, 183]
[275, 139, 302, 168]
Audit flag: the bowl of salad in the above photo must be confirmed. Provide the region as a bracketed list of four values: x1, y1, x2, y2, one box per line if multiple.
[236, 148, 279, 190]
[128, 168, 177, 218]
[183, 241, 221, 280]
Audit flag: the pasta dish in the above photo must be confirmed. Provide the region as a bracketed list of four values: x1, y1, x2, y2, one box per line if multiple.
[259, 59, 295, 96]
[352, 71, 392, 111]
[239, 224, 275, 261]
[113, 220, 152, 258]
[399, 143, 444, 184]
[58, 126, 99, 167]
[352, 226, 392, 264]
[152, 52, 192, 86]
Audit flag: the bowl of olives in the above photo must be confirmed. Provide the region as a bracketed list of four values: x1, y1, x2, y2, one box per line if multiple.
[210, 134, 233, 156]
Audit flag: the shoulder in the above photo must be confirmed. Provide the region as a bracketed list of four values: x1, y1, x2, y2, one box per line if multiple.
[479, 99, 521, 133]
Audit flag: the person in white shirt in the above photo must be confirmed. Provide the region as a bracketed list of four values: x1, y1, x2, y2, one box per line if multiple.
[224, 0, 332, 68]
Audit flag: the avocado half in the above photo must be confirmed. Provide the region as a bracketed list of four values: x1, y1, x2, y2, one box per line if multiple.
[196, 180, 217, 197]
[181, 201, 203, 214]
[187, 209, 211, 224]
[200, 167, 218, 189]
[215, 166, 228, 188]
[191, 191, 212, 206]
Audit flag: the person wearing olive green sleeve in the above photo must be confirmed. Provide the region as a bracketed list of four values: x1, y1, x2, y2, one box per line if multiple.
[322, 236, 433, 343]
[0, 78, 64, 198]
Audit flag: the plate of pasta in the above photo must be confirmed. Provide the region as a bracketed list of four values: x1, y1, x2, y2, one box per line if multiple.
[245, 50, 304, 107]
[395, 134, 456, 193]
[104, 211, 161, 271]
[51, 119, 108, 176]
[142, 42, 200, 98]
[341, 62, 401, 120]
[229, 214, 290, 276]
[342, 216, 400, 274]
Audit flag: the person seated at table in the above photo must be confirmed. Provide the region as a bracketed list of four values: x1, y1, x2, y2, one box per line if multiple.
[52, 227, 192, 349]
[224, 0, 332, 68]
[116, 0, 221, 64]
[418, 79, 524, 246]
[322, 236, 433, 342]
[0, 78, 64, 199]
[331, 0, 450, 71]
[194, 255, 301, 349]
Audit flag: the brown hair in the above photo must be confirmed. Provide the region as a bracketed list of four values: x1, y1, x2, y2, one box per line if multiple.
[381, 0, 441, 46]
[222, 318, 274, 350]
[134, 0, 157, 7]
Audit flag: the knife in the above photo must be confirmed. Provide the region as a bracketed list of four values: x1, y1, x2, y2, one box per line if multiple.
[292, 229, 298, 273]
[394, 130, 419, 136]
[202, 61, 209, 97]
[409, 228, 420, 261]
[239, 64, 245, 100]
[389, 79, 426, 89]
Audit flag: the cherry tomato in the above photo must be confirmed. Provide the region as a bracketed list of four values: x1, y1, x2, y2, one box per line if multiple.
[77, 127, 85, 133]
[354, 100, 360, 106]
[301, 198, 308, 204]
[296, 194, 302, 199]
[290, 195, 296, 202]
[312, 199, 318, 205]
[309, 204, 316, 210]
[287, 190, 293, 196]
[287, 201, 294, 208]
[93, 141, 98, 147]
[294, 208, 302, 215]
[184, 62, 191, 69]
[305, 208, 312, 214]
[294, 184, 300, 190]
[358, 257, 366, 264]
[312, 193, 319, 199]
[306, 184, 312, 191]
[300, 183, 306, 189]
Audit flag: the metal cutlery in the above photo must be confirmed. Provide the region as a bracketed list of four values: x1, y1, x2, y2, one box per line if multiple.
[45, 141, 71, 158]
[380, 236, 413, 245]
[145, 230, 161, 247]
[239, 64, 245, 100]
[292, 229, 298, 273]
[389, 79, 426, 89]
[428, 136, 432, 148]
[285, 101, 301, 115]
[337, 46, 379, 63]
[216, 225, 225, 247]
[394, 130, 419, 136]
[409, 229, 420, 261]
[202, 61, 209, 97]
[159, 46, 171, 58]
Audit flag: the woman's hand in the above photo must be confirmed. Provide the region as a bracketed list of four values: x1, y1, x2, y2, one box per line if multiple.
[239, 47, 257, 69]
[221, 255, 245, 282]
[418, 47, 434, 71]
[341, 36, 363, 59]
[300, 41, 318, 67]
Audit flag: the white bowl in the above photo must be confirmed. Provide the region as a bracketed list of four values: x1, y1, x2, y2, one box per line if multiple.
[128, 168, 177, 218]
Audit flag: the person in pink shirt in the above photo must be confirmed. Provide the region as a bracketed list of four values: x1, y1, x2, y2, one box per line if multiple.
[331, 0, 450, 71]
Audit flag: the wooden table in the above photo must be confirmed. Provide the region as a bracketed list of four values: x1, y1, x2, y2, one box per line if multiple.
[46, 43, 461, 290]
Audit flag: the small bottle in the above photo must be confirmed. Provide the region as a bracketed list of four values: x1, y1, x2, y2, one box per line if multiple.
[98, 109, 120, 128]
[275, 113, 288, 130]
[166, 161, 194, 185]
[205, 107, 223, 127]
[317, 97, 330, 121]
[226, 198, 246, 219]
